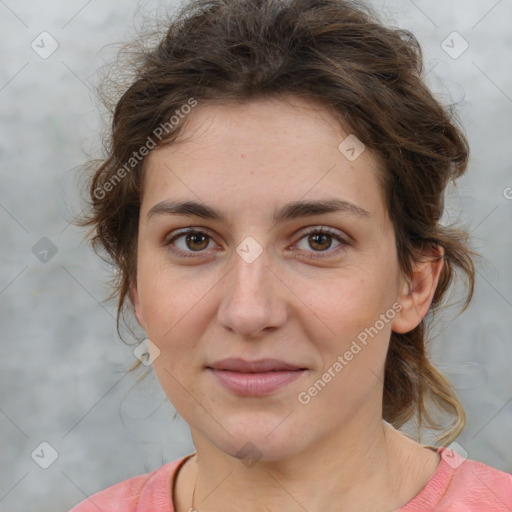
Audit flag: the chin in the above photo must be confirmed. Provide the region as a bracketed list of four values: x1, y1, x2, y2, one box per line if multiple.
[211, 424, 306, 464]
[227, 441, 299, 464]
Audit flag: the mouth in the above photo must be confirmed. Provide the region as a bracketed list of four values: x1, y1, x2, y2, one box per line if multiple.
[206, 358, 308, 396]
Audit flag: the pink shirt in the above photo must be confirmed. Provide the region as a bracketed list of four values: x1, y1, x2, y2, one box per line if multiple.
[69, 446, 512, 511]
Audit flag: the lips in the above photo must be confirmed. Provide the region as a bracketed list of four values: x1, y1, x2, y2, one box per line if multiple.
[206, 358, 307, 396]
[207, 358, 306, 373]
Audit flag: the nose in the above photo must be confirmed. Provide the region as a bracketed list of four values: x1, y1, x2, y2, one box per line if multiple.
[216, 247, 287, 338]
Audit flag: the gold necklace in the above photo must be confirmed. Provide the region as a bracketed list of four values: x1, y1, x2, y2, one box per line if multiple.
[190, 479, 196, 511]
[189, 456, 198, 512]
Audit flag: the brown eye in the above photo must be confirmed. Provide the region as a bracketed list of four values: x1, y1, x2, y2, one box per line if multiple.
[308, 232, 333, 251]
[184, 232, 210, 251]
[294, 227, 349, 259]
[165, 229, 216, 257]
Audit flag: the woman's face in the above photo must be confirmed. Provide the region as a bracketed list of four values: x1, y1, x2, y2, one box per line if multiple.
[133, 96, 407, 461]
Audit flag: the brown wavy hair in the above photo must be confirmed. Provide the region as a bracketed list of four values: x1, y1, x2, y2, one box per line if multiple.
[77, 0, 476, 445]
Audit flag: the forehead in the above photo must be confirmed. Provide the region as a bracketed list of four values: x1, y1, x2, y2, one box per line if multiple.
[141, 96, 388, 225]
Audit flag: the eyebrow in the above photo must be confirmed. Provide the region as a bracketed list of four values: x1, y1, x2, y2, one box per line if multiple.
[146, 198, 370, 224]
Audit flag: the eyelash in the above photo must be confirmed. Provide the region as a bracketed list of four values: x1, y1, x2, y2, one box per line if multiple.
[163, 227, 349, 260]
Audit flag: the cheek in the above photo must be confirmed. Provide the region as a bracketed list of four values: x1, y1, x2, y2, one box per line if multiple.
[136, 251, 217, 341]
[296, 267, 397, 369]
[298, 269, 393, 332]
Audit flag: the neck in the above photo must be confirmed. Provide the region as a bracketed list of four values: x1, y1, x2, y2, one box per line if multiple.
[179, 419, 433, 512]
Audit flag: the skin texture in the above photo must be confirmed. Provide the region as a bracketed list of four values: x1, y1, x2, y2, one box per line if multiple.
[132, 95, 444, 512]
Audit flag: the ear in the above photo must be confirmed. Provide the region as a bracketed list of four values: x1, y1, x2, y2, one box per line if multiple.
[130, 279, 146, 330]
[391, 245, 444, 334]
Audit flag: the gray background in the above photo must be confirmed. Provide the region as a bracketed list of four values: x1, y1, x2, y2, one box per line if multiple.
[1, 1, 511, 511]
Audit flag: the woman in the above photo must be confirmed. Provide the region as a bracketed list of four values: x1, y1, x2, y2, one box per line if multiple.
[72, 0, 512, 510]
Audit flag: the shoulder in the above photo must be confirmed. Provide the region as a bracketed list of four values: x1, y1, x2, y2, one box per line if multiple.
[439, 447, 512, 511]
[68, 471, 154, 512]
[68, 456, 190, 512]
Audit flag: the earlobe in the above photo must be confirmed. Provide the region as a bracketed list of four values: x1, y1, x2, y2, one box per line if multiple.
[131, 280, 146, 329]
[391, 246, 445, 334]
